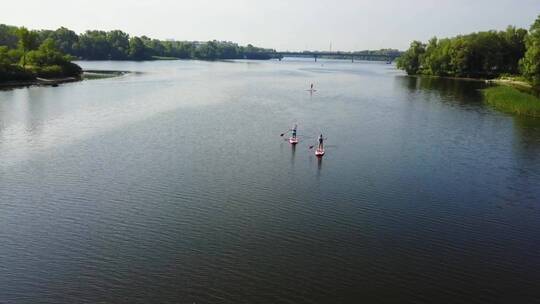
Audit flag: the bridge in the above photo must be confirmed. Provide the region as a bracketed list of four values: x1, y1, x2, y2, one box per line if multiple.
[273, 51, 401, 62]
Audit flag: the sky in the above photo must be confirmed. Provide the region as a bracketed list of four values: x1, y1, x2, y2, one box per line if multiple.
[1, 0, 538, 51]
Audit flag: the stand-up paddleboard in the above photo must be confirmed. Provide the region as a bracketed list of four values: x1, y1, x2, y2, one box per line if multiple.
[315, 147, 325, 157]
[289, 137, 299, 145]
[306, 89, 317, 92]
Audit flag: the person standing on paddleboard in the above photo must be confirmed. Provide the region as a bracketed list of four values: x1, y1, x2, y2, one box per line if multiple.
[292, 123, 298, 139]
[318, 134, 324, 150]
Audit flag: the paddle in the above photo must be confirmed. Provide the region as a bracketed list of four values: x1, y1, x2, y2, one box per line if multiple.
[280, 130, 291, 137]
[309, 138, 327, 149]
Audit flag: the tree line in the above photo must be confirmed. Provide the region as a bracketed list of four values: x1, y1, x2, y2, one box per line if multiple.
[0, 25, 279, 61]
[0, 24, 281, 82]
[396, 15, 540, 88]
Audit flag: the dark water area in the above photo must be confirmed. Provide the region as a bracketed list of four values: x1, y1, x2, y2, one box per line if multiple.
[1, 59, 539, 303]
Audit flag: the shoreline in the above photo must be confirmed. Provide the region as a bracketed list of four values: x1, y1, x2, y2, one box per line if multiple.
[0, 77, 80, 89]
[486, 78, 532, 89]
[0, 70, 130, 90]
[405, 74, 534, 88]
[406, 74, 539, 95]
[406, 74, 498, 83]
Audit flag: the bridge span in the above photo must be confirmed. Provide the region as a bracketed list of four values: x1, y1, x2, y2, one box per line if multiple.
[274, 51, 400, 62]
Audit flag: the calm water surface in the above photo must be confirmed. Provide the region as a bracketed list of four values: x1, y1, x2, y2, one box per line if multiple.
[1, 59, 539, 303]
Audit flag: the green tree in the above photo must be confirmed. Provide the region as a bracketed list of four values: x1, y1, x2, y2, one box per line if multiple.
[107, 30, 130, 60]
[449, 37, 471, 76]
[77, 30, 110, 59]
[520, 15, 540, 87]
[502, 26, 528, 74]
[0, 24, 19, 48]
[17, 27, 39, 67]
[26, 38, 81, 77]
[396, 41, 425, 75]
[421, 37, 451, 76]
[0, 46, 11, 65]
[26, 38, 66, 66]
[0, 45, 33, 82]
[194, 41, 220, 59]
[128, 37, 148, 60]
[51, 27, 79, 55]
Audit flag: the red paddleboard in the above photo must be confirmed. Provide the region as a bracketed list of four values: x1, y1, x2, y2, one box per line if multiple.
[289, 137, 299, 144]
[315, 147, 325, 157]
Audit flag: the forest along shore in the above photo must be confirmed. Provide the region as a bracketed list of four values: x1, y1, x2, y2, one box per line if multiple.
[0, 24, 280, 88]
[397, 15, 540, 117]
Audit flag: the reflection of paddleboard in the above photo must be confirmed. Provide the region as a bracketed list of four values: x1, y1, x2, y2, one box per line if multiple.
[289, 137, 299, 144]
[307, 89, 317, 92]
[315, 147, 325, 157]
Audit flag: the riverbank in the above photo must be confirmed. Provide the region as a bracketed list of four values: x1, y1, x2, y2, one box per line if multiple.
[406, 73, 533, 85]
[0, 76, 80, 89]
[0, 70, 129, 90]
[483, 85, 540, 117]
[486, 76, 532, 89]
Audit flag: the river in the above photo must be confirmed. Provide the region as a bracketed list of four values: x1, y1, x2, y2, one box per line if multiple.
[1, 59, 539, 303]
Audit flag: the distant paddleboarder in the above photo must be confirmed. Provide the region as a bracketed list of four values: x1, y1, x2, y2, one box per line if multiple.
[289, 123, 299, 144]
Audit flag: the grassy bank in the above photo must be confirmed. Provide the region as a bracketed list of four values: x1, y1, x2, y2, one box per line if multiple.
[483, 85, 540, 117]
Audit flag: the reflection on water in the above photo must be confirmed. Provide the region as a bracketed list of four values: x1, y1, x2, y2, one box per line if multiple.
[512, 116, 540, 162]
[317, 156, 323, 176]
[396, 75, 487, 105]
[397, 75, 540, 166]
[1, 60, 539, 303]
[290, 143, 296, 167]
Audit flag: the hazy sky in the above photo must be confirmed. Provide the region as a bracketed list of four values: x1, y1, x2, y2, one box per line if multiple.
[1, 0, 538, 51]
